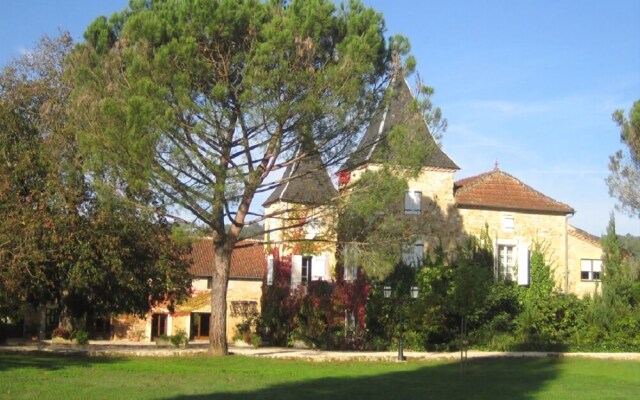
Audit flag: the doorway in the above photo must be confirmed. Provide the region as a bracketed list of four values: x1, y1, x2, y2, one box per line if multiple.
[190, 313, 210, 340]
[150, 313, 167, 340]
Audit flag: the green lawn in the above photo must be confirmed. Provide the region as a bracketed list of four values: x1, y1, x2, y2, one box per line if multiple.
[0, 354, 638, 400]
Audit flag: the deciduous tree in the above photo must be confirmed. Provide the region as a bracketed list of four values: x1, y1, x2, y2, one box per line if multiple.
[0, 33, 191, 335]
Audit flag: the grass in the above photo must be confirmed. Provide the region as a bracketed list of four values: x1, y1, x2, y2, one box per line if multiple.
[0, 354, 638, 400]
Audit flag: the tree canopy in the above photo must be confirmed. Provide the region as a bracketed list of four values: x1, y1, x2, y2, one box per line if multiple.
[0, 33, 191, 334]
[69, 0, 401, 355]
[607, 100, 640, 218]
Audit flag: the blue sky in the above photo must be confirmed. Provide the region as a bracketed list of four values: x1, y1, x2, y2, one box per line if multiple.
[2, 0, 639, 235]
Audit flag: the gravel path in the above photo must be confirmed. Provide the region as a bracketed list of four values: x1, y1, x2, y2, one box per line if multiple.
[1, 340, 639, 361]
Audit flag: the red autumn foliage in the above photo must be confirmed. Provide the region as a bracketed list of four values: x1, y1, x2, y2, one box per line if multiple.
[260, 248, 370, 349]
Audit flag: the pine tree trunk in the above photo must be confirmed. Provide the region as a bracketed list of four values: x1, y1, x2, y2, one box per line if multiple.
[209, 242, 232, 356]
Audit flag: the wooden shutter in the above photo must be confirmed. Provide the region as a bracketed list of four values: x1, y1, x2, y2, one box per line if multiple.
[312, 255, 328, 281]
[517, 244, 530, 286]
[412, 191, 422, 213]
[402, 243, 414, 265]
[493, 241, 499, 280]
[405, 191, 421, 214]
[291, 255, 303, 286]
[344, 246, 354, 281]
[414, 241, 424, 265]
[267, 255, 274, 286]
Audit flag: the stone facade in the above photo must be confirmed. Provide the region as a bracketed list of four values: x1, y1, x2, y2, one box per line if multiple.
[458, 208, 569, 289]
[567, 226, 603, 297]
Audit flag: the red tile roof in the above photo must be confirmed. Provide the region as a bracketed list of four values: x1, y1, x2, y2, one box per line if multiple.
[568, 225, 601, 248]
[454, 168, 574, 214]
[189, 239, 265, 280]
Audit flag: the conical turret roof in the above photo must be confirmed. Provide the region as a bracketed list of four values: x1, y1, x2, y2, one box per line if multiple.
[263, 148, 338, 207]
[340, 76, 459, 171]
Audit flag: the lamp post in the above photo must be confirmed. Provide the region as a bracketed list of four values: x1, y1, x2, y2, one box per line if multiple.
[384, 285, 419, 361]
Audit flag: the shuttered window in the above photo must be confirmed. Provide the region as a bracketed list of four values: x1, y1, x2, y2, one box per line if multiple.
[404, 190, 422, 214]
[267, 255, 274, 286]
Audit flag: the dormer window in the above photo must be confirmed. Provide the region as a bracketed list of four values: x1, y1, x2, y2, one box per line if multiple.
[404, 190, 422, 214]
[305, 218, 321, 240]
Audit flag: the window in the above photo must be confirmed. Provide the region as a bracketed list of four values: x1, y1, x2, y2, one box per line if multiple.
[190, 312, 210, 339]
[498, 244, 516, 281]
[305, 218, 321, 239]
[292, 254, 328, 286]
[402, 240, 424, 266]
[151, 313, 167, 340]
[404, 190, 422, 214]
[230, 301, 259, 318]
[581, 259, 602, 281]
[301, 256, 312, 284]
[503, 215, 514, 232]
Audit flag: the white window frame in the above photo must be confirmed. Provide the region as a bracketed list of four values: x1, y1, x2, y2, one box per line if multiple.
[497, 244, 516, 281]
[581, 259, 602, 281]
[495, 240, 529, 285]
[404, 190, 422, 214]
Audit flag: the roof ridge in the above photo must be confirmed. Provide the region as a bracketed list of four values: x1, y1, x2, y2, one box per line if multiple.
[500, 170, 574, 211]
[454, 170, 495, 193]
[568, 225, 601, 247]
[455, 168, 574, 214]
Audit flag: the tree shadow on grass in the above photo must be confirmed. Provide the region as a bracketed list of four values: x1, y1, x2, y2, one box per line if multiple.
[163, 357, 562, 400]
[0, 353, 123, 372]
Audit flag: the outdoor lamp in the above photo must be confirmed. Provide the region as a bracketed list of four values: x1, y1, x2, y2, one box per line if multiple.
[410, 286, 419, 299]
[383, 285, 392, 299]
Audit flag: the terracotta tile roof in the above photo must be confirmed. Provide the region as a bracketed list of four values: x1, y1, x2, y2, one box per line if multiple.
[568, 225, 601, 248]
[341, 75, 459, 172]
[188, 239, 265, 280]
[454, 168, 574, 214]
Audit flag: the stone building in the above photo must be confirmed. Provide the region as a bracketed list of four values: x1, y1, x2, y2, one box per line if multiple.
[262, 146, 339, 287]
[263, 74, 603, 297]
[112, 239, 265, 342]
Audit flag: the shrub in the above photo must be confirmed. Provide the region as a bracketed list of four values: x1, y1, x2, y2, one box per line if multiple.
[51, 326, 70, 339]
[170, 329, 189, 347]
[250, 332, 262, 348]
[75, 330, 89, 345]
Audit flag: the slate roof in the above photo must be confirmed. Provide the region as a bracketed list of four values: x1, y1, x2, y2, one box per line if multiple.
[263, 148, 338, 207]
[189, 239, 264, 280]
[340, 75, 459, 171]
[454, 167, 575, 214]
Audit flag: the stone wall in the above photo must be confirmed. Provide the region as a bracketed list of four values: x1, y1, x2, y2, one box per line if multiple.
[458, 208, 569, 291]
[567, 231, 602, 298]
[112, 314, 147, 341]
[226, 279, 263, 340]
[264, 202, 337, 270]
